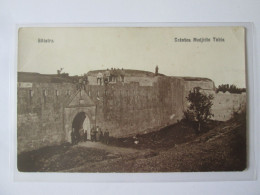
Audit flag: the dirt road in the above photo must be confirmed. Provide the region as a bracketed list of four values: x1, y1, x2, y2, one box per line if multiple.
[77, 141, 141, 155]
[64, 142, 156, 172]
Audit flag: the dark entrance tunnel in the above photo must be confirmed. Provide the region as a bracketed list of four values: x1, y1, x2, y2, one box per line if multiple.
[72, 112, 86, 142]
[72, 112, 86, 130]
[71, 112, 91, 143]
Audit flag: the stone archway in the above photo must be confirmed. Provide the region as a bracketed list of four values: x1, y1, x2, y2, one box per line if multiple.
[64, 106, 96, 143]
[63, 89, 96, 143]
[71, 111, 92, 142]
[71, 112, 87, 142]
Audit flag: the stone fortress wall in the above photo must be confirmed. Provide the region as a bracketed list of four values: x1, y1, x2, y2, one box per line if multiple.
[17, 75, 77, 154]
[212, 92, 246, 121]
[182, 79, 246, 121]
[17, 70, 246, 154]
[86, 76, 184, 138]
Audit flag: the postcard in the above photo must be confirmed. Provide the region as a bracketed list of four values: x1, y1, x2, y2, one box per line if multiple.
[17, 26, 246, 172]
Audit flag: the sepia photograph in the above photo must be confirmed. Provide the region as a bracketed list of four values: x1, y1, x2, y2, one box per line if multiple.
[17, 26, 247, 173]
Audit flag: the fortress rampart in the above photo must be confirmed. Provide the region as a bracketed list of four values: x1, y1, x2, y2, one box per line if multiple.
[17, 71, 246, 154]
[17, 81, 77, 153]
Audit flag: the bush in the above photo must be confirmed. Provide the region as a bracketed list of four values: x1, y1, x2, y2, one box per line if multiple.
[183, 87, 214, 133]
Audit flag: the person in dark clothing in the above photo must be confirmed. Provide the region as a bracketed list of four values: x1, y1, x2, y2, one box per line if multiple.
[79, 78, 83, 89]
[104, 77, 109, 85]
[104, 129, 110, 144]
[105, 69, 110, 83]
[74, 129, 80, 144]
[114, 68, 119, 82]
[120, 68, 125, 82]
[100, 129, 104, 143]
[97, 72, 103, 85]
[84, 75, 88, 85]
[90, 127, 96, 142]
[84, 129, 88, 142]
[79, 128, 84, 142]
[110, 68, 115, 82]
[155, 65, 159, 76]
[71, 128, 75, 145]
[94, 129, 97, 142]
[90, 127, 94, 142]
[96, 126, 100, 141]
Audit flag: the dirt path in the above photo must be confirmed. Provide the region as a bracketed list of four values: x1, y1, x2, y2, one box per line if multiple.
[63, 141, 156, 172]
[77, 141, 141, 155]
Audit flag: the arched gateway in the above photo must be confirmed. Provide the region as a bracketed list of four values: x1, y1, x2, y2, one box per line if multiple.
[71, 112, 91, 141]
[64, 89, 96, 142]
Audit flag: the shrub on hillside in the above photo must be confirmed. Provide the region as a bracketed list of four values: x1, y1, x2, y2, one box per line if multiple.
[183, 87, 214, 134]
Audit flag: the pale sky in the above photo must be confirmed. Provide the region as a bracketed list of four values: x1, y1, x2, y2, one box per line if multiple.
[18, 27, 246, 88]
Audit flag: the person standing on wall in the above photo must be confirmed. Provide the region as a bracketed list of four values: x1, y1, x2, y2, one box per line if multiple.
[103, 71, 109, 85]
[83, 75, 88, 89]
[110, 68, 115, 82]
[115, 68, 120, 82]
[105, 69, 110, 83]
[155, 65, 159, 76]
[120, 68, 125, 82]
[97, 72, 103, 85]
[79, 77, 85, 89]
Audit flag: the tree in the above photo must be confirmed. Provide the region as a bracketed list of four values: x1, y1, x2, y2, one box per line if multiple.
[184, 87, 214, 133]
[217, 84, 246, 94]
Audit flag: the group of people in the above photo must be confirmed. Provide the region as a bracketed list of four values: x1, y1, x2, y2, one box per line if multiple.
[97, 68, 125, 85]
[90, 126, 110, 144]
[76, 75, 89, 90]
[70, 128, 87, 145]
[70, 126, 110, 145]
[74, 66, 159, 89]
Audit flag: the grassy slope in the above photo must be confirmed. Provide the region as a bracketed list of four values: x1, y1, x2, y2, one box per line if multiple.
[76, 119, 246, 172]
[18, 117, 246, 172]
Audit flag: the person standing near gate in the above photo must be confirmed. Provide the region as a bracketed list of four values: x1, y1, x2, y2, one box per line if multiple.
[79, 128, 84, 142]
[104, 129, 110, 145]
[90, 127, 96, 142]
[100, 129, 104, 143]
[84, 128, 87, 142]
[96, 126, 100, 141]
[70, 128, 75, 145]
[74, 128, 80, 144]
